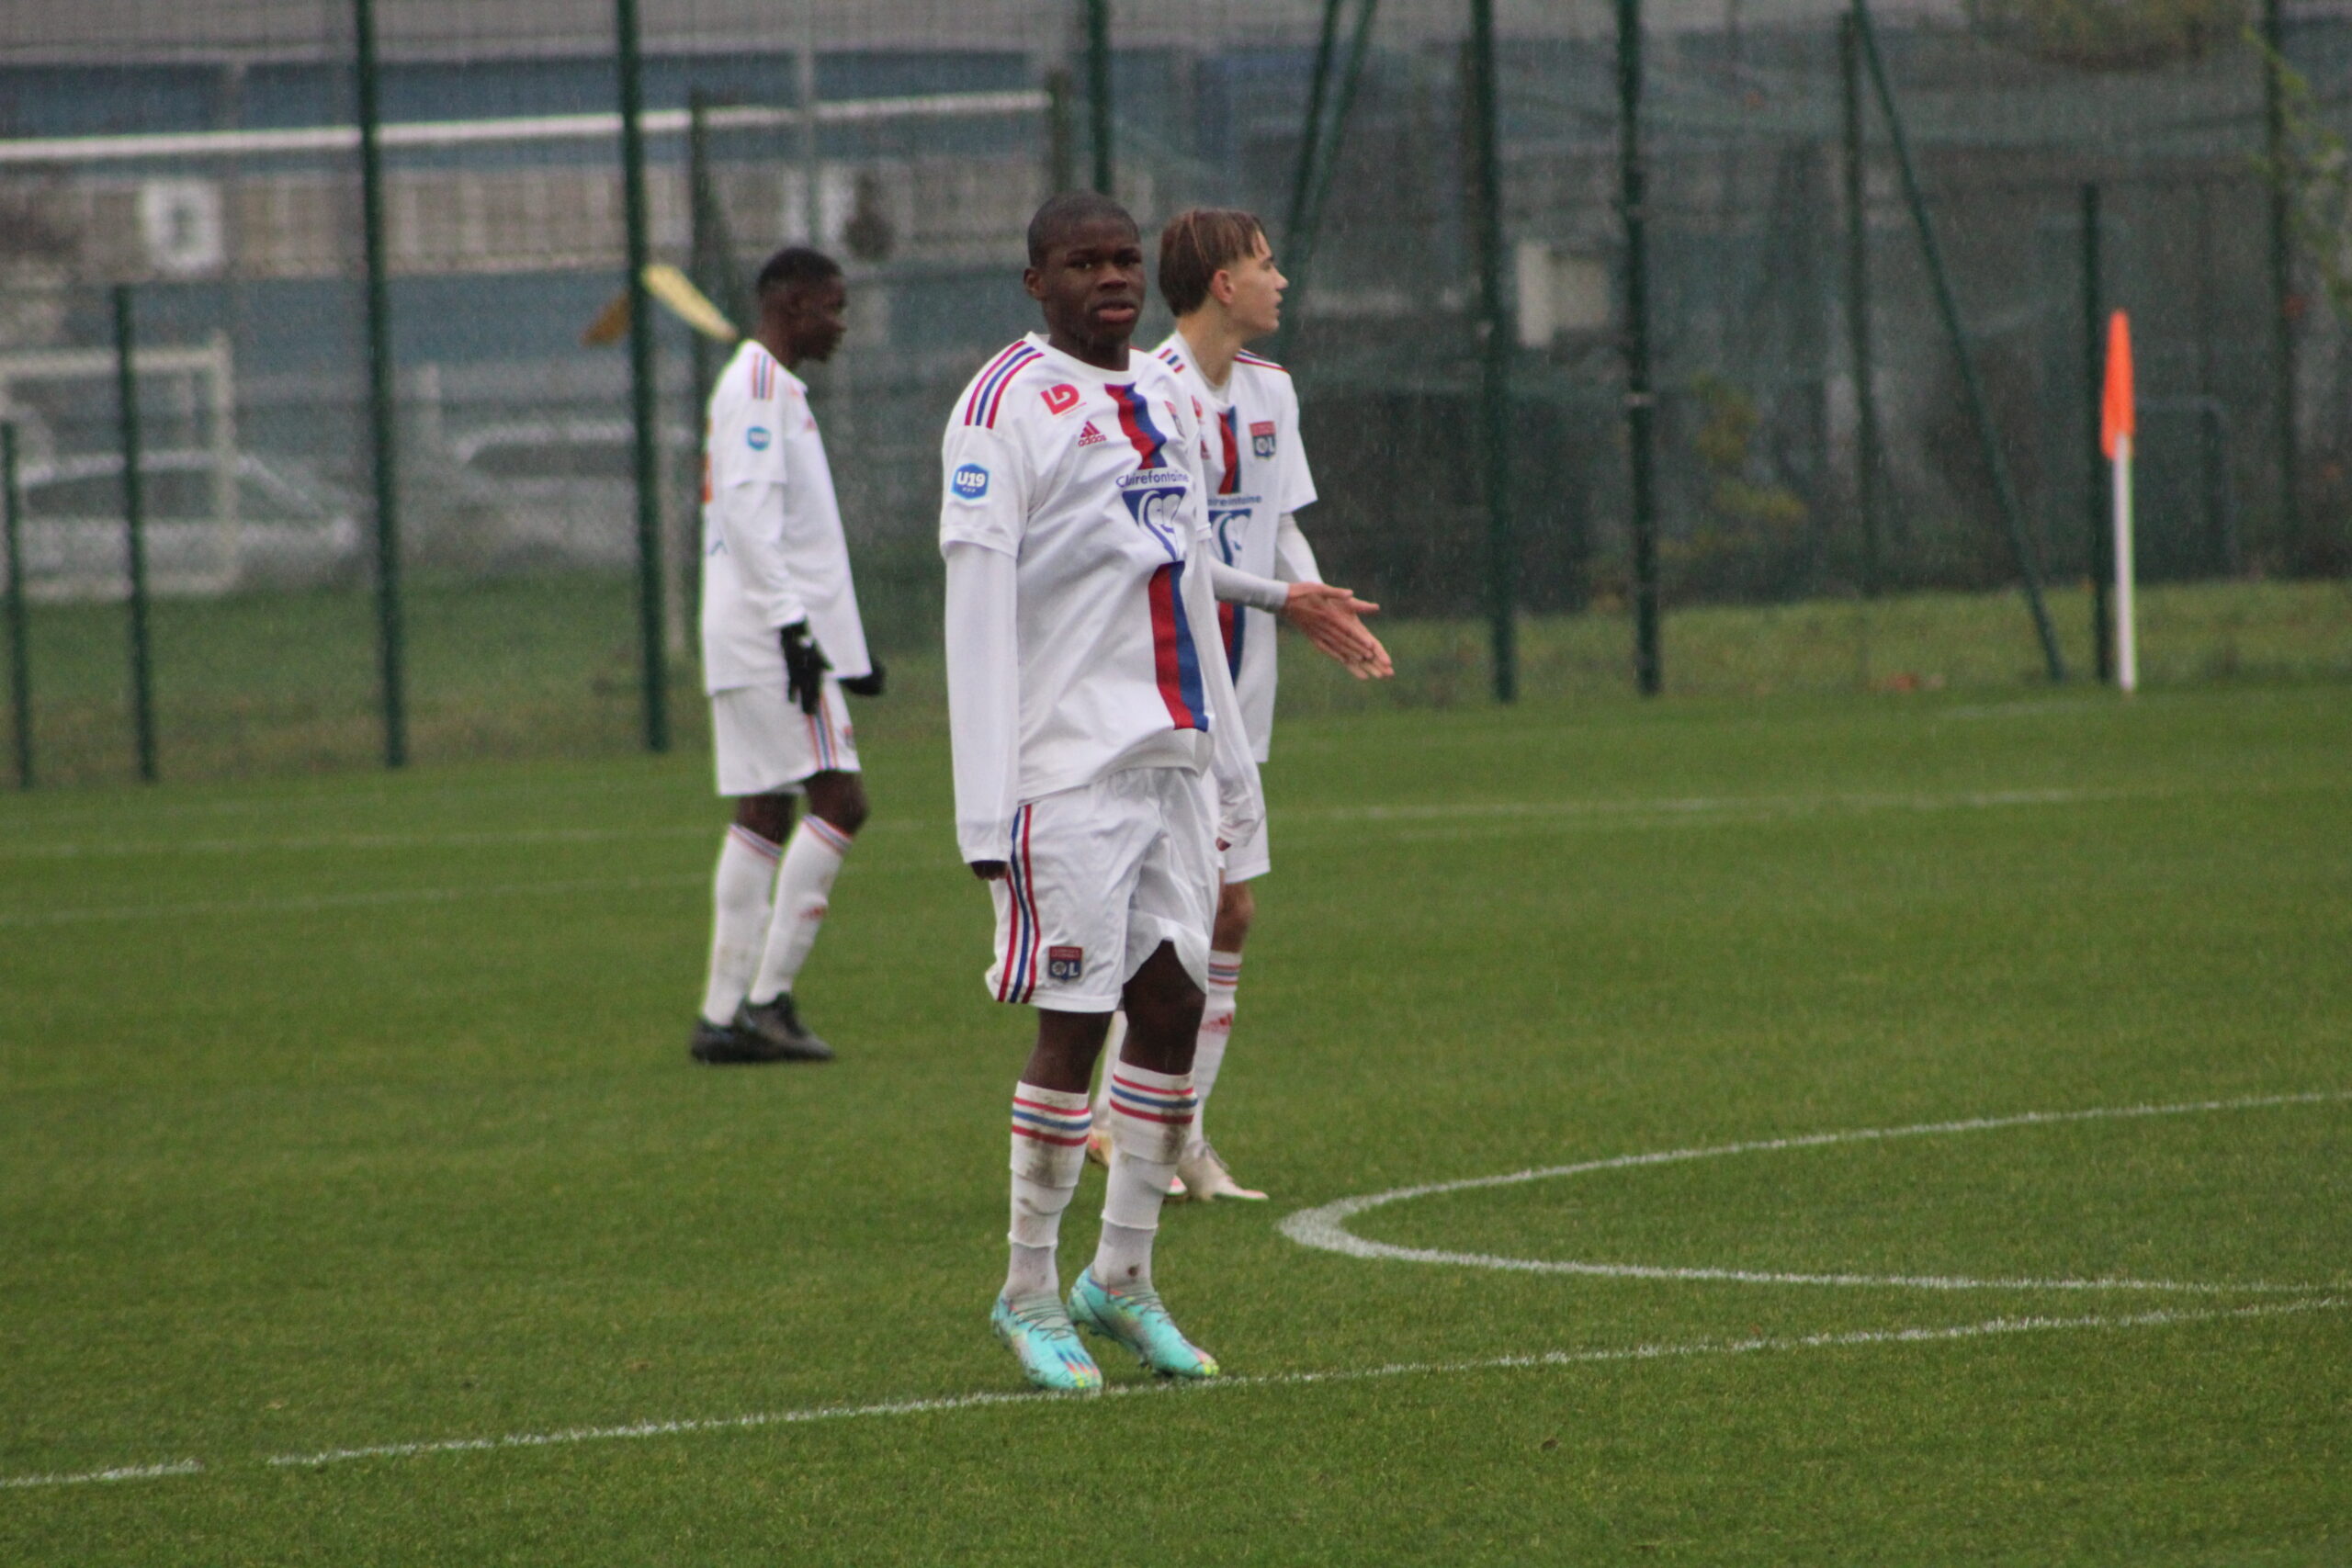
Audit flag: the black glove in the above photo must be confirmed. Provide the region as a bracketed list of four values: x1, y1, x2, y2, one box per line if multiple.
[780, 620, 830, 715]
[839, 660, 887, 698]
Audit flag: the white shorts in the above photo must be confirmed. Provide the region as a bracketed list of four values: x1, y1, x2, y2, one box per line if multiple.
[986, 765, 1216, 1011]
[1193, 769, 1271, 884]
[1216, 793, 1271, 884]
[709, 677, 860, 797]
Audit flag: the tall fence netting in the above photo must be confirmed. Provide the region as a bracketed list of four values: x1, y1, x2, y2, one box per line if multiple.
[1, 0, 2346, 783]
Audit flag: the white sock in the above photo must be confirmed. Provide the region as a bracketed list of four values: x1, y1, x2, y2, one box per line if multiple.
[1187, 950, 1242, 1156]
[699, 824, 778, 1024]
[1095, 1062, 1194, 1290]
[1005, 1082, 1090, 1301]
[747, 815, 852, 1006]
[1089, 1012, 1128, 1130]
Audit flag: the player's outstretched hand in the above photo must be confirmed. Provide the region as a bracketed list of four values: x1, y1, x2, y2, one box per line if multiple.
[970, 861, 1008, 882]
[840, 660, 887, 698]
[780, 620, 831, 715]
[1281, 581, 1394, 680]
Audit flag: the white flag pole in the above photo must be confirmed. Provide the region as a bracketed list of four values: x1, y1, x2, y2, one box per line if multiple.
[2111, 432, 2136, 694]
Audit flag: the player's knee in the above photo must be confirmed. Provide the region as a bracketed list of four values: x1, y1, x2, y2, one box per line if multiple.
[808, 774, 869, 835]
[734, 793, 795, 843]
[1123, 951, 1204, 1049]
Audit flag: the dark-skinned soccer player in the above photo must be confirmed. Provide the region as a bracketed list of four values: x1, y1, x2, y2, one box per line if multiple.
[939, 194, 1263, 1390]
[689, 246, 885, 1066]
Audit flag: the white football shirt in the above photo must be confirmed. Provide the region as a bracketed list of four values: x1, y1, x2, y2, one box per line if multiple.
[939, 333, 1224, 807]
[699, 339, 872, 694]
[1151, 333, 1318, 761]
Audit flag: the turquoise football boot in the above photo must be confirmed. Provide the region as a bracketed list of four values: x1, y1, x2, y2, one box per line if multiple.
[1067, 1269, 1221, 1380]
[990, 1292, 1103, 1393]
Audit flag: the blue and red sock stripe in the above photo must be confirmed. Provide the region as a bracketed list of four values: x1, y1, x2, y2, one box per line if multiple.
[1010, 1095, 1093, 1145]
[1109, 1071, 1196, 1127]
[727, 823, 782, 862]
[801, 816, 853, 856]
[1147, 562, 1208, 732]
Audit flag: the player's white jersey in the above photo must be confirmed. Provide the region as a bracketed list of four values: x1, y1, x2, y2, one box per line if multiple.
[939, 333, 1222, 805]
[699, 339, 872, 694]
[1151, 333, 1317, 761]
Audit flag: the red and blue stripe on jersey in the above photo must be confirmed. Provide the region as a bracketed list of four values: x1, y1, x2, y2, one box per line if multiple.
[1148, 561, 1208, 731]
[749, 349, 776, 400]
[1215, 407, 1241, 495]
[1233, 350, 1287, 374]
[964, 342, 1044, 429]
[1107, 383, 1171, 469]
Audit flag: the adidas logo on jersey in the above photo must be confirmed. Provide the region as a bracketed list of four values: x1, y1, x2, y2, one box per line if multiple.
[1077, 421, 1106, 446]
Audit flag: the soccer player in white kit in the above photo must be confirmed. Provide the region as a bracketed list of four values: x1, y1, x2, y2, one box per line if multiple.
[690, 247, 884, 1066]
[941, 194, 1264, 1392]
[1085, 208, 1392, 1200]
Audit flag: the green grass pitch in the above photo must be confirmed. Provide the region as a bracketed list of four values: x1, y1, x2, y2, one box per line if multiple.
[3, 680, 2347, 1563]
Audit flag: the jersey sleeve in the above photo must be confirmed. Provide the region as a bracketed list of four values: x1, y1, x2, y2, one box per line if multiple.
[708, 373, 789, 491]
[938, 421, 1030, 558]
[706, 373, 805, 628]
[1272, 512, 1323, 585]
[1276, 376, 1317, 516]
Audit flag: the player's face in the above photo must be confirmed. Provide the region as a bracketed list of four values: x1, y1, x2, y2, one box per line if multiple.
[1024, 219, 1147, 363]
[1224, 231, 1286, 340]
[784, 276, 849, 365]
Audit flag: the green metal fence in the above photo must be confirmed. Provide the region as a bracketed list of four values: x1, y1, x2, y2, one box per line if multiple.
[0, 0, 2346, 785]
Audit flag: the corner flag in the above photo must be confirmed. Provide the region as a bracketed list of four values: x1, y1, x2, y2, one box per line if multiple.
[2102, 310, 2138, 694]
[2099, 310, 2133, 461]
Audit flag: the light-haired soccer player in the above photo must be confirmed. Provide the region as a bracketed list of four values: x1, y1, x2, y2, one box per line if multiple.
[942, 193, 1264, 1392]
[690, 245, 884, 1066]
[1084, 208, 1392, 1200]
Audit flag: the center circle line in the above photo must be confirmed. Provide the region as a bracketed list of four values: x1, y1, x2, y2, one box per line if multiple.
[1277, 1089, 2352, 1294]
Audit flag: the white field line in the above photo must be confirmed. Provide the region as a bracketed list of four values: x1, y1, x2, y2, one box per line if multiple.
[1280, 1091, 2352, 1293]
[6, 1297, 2337, 1492]
[0, 1459, 202, 1489]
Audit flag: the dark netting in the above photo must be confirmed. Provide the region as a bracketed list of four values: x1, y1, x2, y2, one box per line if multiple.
[1, 0, 2345, 784]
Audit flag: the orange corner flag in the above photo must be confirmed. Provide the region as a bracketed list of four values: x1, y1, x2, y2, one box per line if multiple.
[2100, 310, 2134, 459]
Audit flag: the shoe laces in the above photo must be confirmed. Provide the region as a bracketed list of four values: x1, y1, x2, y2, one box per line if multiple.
[1001, 1292, 1079, 1339]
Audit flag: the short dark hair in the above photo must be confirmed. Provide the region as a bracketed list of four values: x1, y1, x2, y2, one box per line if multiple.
[755, 245, 842, 302]
[1026, 191, 1138, 267]
[1158, 208, 1266, 317]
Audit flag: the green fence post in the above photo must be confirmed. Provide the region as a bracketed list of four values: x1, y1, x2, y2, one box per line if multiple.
[1618, 0, 1662, 696]
[687, 88, 718, 644]
[113, 284, 157, 782]
[355, 0, 407, 768]
[2260, 0, 2300, 562]
[2081, 183, 2111, 683]
[1046, 68, 1077, 194]
[1086, 0, 1114, 195]
[1286, 0, 1346, 250]
[1838, 13, 1883, 600]
[1468, 0, 1516, 703]
[616, 0, 669, 754]
[3, 423, 30, 788]
[1852, 0, 2065, 682]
